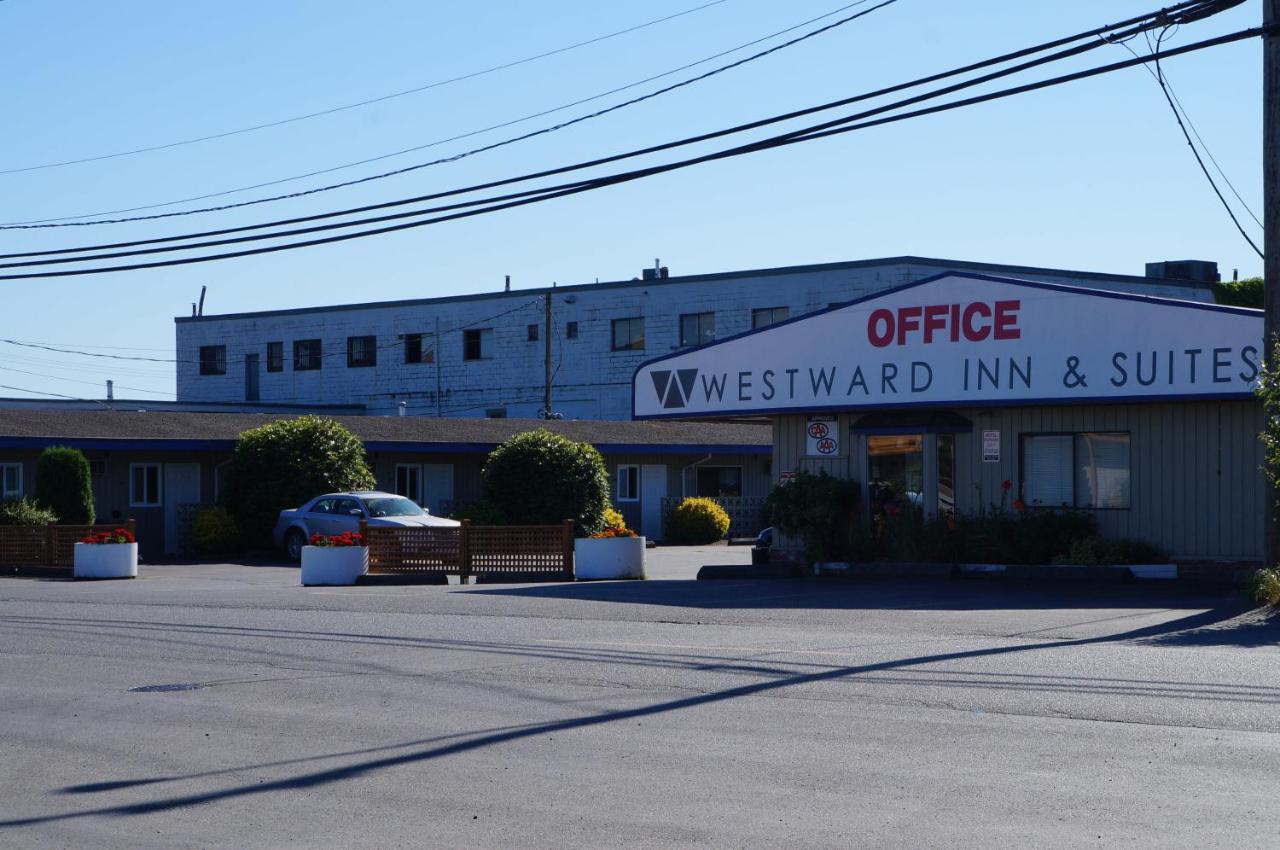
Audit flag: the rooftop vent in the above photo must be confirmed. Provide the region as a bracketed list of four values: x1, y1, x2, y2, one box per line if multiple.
[1145, 260, 1219, 283]
[641, 258, 669, 281]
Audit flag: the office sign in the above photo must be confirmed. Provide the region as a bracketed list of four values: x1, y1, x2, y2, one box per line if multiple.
[634, 273, 1261, 419]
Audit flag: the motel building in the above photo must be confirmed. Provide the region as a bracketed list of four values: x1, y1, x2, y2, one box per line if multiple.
[633, 272, 1265, 568]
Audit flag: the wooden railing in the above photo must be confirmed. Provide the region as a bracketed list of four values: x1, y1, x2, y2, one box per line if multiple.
[0, 521, 137, 569]
[361, 519, 574, 582]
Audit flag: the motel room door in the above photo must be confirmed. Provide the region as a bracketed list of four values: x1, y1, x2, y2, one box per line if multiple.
[163, 463, 202, 555]
[640, 464, 667, 541]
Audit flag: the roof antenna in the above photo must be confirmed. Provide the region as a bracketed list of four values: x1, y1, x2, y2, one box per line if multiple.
[504, 275, 511, 292]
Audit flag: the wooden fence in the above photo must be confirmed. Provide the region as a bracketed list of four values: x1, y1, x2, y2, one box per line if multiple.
[0, 521, 138, 570]
[361, 519, 574, 582]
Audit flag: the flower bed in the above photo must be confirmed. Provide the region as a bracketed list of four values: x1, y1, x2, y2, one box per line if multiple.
[300, 532, 368, 586]
[74, 528, 138, 579]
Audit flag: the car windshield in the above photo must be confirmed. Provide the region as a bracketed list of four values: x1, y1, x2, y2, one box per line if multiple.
[363, 497, 426, 518]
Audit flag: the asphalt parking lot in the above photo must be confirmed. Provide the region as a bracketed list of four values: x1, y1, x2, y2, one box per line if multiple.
[1, 546, 1277, 849]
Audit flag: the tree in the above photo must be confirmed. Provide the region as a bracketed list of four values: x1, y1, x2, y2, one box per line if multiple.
[222, 416, 375, 547]
[762, 470, 863, 563]
[480, 429, 610, 536]
[1213, 277, 1263, 308]
[35, 446, 94, 524]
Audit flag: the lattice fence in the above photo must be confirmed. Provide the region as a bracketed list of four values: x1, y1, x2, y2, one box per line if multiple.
[0, 521, 138, 570]
[361, 520, 573, 581]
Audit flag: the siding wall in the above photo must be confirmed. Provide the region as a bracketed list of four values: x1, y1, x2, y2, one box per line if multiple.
[773, 400, 1264, 561]
[176, 261, 1210, 419]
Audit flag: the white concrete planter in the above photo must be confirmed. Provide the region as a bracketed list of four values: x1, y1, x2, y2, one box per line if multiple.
[73, 542, 138, 579]
[574, 536, 646, 580]
[300, 545, 369, 586]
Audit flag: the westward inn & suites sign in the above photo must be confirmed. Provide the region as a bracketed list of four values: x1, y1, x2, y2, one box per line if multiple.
[633, 273, 1262, 419]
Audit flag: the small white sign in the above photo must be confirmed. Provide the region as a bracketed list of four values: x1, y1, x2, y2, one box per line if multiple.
[806, 416, 839, 456]
[982, 430, 1000, 463]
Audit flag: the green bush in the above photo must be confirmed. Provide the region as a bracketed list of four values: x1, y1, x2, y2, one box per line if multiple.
[668, 497, 731, 544]
[0, 497, 58, 526]
[763, 471, 866, 562]
[1053, 535, 1169, 566]
[480, 429, 610, 536]
[1213, 277, 1262, 308]
[456, 500, 506, 524]
[222, 416, 376, 548]
[1251, 568, 1280, 607]
[192, 507, 241, 556]
[35, 446, 94, 524]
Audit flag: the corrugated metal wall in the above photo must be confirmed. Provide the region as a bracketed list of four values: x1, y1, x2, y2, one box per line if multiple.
[773, 400, 1263, 561]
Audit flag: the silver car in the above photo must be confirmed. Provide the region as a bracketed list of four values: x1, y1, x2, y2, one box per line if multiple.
[274, 491, 461, 560]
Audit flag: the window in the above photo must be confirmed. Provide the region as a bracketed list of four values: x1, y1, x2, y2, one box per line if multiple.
[679, 312, 715, 348]
[868, 435, 924, 513]
[395, 465, 421, 504]
[266, 341, 284, 372]
[617, 465, 639, 502]
[463, 328, 493, 361]
[403, 333, 435, 364]
[198, 345, 226, 376]
[611, 317, 645, 351]
[527, 324, 539, 342]
[294, 339, 322, 371]
[566, 321, 579, 340]
[129, 463, 161, 507]
[1, 463, 22, 500]
[695, 466, 741, 497]
[485, 407, 507, 419]
[937, 434, 956, 518]
[1021, 433, 1130, 509]
[309, 498, 337, 514]
[752, 306, 789, 329]
[347, 335, 377, 368]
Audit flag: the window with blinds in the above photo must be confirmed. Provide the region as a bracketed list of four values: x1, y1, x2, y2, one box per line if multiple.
[1021, 432, 1130, 509]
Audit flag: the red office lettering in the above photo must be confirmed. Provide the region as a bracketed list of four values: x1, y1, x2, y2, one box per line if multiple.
[962, 302, 992, 341]
[949, 303, 961, 342]
[897, 306, 922, 346]
[923, 304, 948, 343]
[993, 300, 1021, 340]
[868, 309, 894, 347]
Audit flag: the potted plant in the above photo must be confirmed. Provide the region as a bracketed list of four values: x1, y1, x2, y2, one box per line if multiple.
[300, 531, 368, 586]
[74, 528, 138, 579]
[574, 510, 645, 580]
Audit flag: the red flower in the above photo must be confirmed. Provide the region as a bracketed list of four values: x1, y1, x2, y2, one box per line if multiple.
[1012, 499, 1026, 512]
[1001, 479, 1013, 492]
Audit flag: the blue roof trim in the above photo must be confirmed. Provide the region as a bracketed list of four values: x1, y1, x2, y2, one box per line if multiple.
[630, 271, 1259, 420]
[0, 437, 767, 455]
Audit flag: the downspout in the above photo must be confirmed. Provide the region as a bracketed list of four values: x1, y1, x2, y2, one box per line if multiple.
[680, 453, 713, 498]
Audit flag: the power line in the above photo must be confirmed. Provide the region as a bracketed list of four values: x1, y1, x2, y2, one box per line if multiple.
[1, 0, 891, 229]
[0, 364, 171, 395]
[0, 0, 733, 176]
[1, 0, 1214, 261]
[1, 15, 1263, 279]
[0, 383, 110, 405]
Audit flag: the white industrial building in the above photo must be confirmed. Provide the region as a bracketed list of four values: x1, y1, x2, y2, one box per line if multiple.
[174, 256, 1219, 419]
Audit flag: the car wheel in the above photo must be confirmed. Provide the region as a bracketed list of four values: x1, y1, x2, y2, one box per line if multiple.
[285, 529, 306, 562]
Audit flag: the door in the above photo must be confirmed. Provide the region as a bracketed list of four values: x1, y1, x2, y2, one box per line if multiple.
[640, 464, 667, 541]
[163, 463, 201, 556]
[244, 353, 260, 402]
[421, 464, 454, 516]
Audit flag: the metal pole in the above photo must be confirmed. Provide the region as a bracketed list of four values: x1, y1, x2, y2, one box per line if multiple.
[544, 291, 553, 417]
[434, 316, 443, 418]
[1264, 0, 1278, 565]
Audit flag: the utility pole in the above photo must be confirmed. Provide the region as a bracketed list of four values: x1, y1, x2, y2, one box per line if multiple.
[543, 291, 553, 418]
[1265, 0, 1278, 565]
[434, 316, 443, 418]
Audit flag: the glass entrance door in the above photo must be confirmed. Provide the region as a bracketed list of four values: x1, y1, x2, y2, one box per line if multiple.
[867, 435, 924, 515]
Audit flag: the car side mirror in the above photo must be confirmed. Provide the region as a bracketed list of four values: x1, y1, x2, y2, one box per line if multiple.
[348, 509, 363, 516]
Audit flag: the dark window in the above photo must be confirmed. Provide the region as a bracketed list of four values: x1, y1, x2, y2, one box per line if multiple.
[566, 321, 579, 340]
[611, 317, 645, 351]
[129, 464, 161, 507]
[752, 306, 789, 329]
[403, 333, 434, 364]
[294, 339, 322, 371]
[198, 345, 226, 376]
[266, 341, 283, 372]
[695, 467, 742, 498]
[527, 324, 539, 342]
[679, 312, 715, 347]
[464, 328, 492, 361]
[485, 407, 507, 419]
[347, 335, 376, 368]
[617, 465, 639, 502]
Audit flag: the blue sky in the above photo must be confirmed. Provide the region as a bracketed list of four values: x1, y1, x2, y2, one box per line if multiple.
[0, 0, 1265, 400]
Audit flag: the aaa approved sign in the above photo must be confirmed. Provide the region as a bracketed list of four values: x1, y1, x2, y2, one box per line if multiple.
[806, 416, 839, 456]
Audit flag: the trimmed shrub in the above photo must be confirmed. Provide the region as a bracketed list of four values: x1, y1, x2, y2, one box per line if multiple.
[192, 507, 241, 557]
[222, 416, 376, 548]
[1054, 535, 1169, 566]
[35, 446, 94, 524]
[763, 471, 866, 562]
[668, 497, 730, 544]
[1252, 568, 1280, 607]
[480, 429, 610, 536]
[456, 500, 506, 525]
[0, 497, 58, 526]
